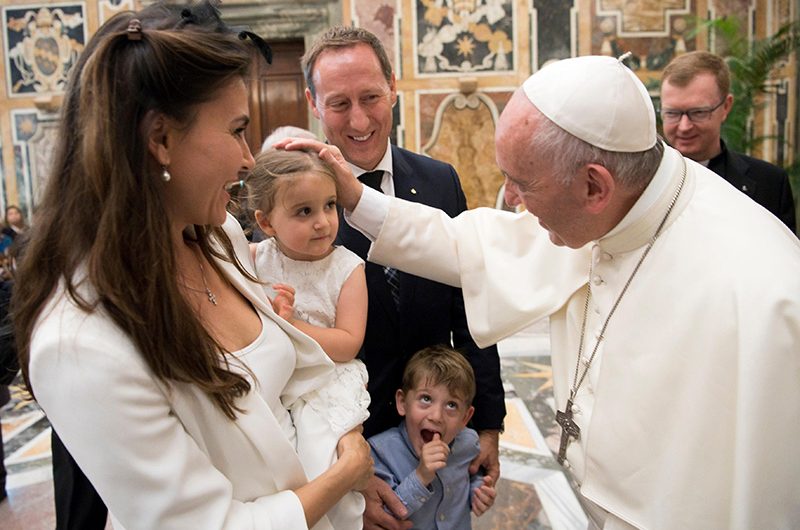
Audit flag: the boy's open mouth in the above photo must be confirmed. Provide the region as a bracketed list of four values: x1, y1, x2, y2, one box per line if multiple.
[421, 429, 438, 443]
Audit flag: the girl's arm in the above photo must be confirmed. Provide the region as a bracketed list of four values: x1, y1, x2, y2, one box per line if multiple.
[290, 265, 367, 362]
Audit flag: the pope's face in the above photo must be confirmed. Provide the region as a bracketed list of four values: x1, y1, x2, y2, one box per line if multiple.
[306, 43, 397, 171]
[496, 91, 590, 249]
[661, 73, 732, 161]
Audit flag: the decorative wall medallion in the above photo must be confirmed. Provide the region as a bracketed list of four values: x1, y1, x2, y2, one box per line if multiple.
[99, 0, 136, 24]
[414, 0, 514, 76]
[4, 4, 86, 96]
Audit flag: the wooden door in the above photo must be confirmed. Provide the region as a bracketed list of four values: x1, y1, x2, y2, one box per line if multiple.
[247, 39, 308, 155]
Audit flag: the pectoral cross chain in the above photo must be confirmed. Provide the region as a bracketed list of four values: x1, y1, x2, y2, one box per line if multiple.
[555, 398, 581, 464]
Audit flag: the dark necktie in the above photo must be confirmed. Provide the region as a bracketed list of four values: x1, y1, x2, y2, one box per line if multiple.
[358, 171, 401, 309]
[359, 170, 384, 193]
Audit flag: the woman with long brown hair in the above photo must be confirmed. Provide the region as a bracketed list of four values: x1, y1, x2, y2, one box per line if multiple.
[11, 3, 371, 528]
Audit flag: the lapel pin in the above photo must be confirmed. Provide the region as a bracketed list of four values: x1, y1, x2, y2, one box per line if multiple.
[410, 188, 417, 195]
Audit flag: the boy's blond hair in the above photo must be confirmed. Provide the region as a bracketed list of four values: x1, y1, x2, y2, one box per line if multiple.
[401, 345, 476, 405]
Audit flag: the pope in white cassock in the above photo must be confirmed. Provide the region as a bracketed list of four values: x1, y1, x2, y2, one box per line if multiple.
[281, 55, 800, 529]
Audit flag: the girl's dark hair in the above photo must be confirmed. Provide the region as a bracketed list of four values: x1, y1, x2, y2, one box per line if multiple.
[12, 2, 266, 419]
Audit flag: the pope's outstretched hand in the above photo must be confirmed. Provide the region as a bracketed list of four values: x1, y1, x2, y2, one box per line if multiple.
[274, 137, 363, 211]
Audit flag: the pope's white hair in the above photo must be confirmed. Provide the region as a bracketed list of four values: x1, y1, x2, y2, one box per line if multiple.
[531, 107, 664, 191]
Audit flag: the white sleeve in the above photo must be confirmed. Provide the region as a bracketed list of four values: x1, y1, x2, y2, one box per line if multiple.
[29, 301, 310, 530]
[366, 198, 588, 347]
[343, 186, 391, 241]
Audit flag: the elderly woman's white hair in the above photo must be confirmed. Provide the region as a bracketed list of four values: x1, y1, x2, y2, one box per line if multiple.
[261, 126, 318, 152]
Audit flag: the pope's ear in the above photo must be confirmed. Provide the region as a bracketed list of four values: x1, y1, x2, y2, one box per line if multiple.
[145, 110, 171, 166]
[583, 163, 615, 214]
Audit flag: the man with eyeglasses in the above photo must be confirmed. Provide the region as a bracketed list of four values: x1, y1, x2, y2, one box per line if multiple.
[661, 50, 796, 233]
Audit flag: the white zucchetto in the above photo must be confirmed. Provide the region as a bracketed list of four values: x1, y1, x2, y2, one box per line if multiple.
[522, 55, 657, 152]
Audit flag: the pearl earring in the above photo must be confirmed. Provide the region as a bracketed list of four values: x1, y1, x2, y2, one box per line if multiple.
[162, 166, 171, 182]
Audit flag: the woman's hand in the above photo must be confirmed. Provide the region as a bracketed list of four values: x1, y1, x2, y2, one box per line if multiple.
[273, 138, 364, 211]
[337, 428, 373, 492]
[293, 426, 372, 527]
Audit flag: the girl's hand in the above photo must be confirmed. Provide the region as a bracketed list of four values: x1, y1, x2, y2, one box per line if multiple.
[471, 475, 497, 516]
[337, 428, 373, 492]
[270, 283, 295, 321]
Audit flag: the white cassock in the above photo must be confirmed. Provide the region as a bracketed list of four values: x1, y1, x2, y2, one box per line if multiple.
[348, 145, 800, 529]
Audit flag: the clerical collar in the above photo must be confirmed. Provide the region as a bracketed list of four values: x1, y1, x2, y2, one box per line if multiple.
[349, 139, 393, 180]
[706, 140, 728, 172]
[600, 145, 690, 254]
[604, 141, 674, 238]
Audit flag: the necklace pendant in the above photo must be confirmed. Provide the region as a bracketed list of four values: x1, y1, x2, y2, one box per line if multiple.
[205, 288, 217, 306]
[555, 398, 581, 465]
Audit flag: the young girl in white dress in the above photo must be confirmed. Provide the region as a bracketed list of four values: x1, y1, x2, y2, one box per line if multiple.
[246, 148, 370, 529]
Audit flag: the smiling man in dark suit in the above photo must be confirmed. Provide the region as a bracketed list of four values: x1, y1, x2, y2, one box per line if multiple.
[302, 26, 505, 529]
[661, 51, 796, 233]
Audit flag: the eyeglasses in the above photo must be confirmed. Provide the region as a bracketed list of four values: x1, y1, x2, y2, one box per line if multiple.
[660, 98, 726, 123]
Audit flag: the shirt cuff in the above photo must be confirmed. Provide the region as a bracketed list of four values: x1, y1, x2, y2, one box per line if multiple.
[395, 470, 434, 515]
[344, 186, 391, 242]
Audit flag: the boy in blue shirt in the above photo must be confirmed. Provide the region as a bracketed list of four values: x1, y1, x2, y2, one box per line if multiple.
[368, 346, 497, 528]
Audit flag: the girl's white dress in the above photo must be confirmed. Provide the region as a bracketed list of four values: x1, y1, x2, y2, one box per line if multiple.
[255, 238, 370, 530]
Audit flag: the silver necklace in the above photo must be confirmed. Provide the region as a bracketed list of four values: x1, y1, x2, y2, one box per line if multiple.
[197, 258, 218, 306]
[182, 248, 218, 306]
[556, 158, 687, 465]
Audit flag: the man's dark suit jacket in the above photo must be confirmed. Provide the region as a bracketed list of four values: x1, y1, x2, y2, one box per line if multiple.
[708, 141, 796, 233]
[337, 145, 506, 438]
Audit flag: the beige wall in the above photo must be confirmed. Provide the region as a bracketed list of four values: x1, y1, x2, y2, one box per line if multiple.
[344, 0, 797, 208]
[1, 0, 796, 215]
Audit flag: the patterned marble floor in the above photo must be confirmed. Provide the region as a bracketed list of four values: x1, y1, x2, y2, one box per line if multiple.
[0, 319, 587, 529]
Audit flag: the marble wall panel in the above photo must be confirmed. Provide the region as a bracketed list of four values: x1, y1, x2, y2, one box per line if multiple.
[414, 0, 515, 77]
[3, 3, 86, 97]
[532, 0, 577, 69]
[709, 0, 753, 18]
[392, 91, 404, 148]
[419, 89, 513, 209]
[592, 0, 695, 73]
[11, 109, 59, 218]
[0, 126, 5, 213]
[351, 0, 401, 76]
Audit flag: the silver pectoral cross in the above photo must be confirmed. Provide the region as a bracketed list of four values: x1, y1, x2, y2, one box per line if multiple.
[555, 398, 580, 465]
